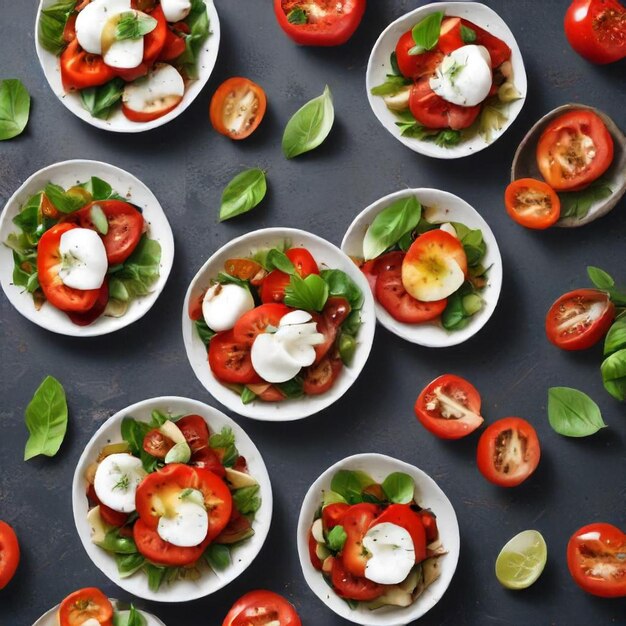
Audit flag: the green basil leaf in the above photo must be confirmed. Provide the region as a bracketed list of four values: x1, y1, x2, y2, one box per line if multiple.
[282, 85, 334, 159]
[219, 168, 267, 222]
[394, 110, 461, 146]
[233, 485, 261, 515]
[460, 24, 477, 43]
[409, 12, 444, 55]
[0, 79, 31, 141]
[457, 227, 486, 267]
[370, 75, 411, 97]
[98, 528, 139, 554]
[113, 235, 161, 298]
[38, 0, 75, 55]
[113, 605, 146, 626]
[24, 376, 68, 461]
[210, 427, 239, 467]
[145, 563, 168, 591]
[547, 387, 607, 437]
[434, 129, 462, 147]
[330, 470, 375, 505]
[241, 386, 257, 405]
[326, 525, 347, 552]
[338, 333, 357, 366]
[267, 248, 295, 274]
[390, 52, 402, 76]
[205, 544, 231, 570]
[363, 196, 422, 261]
[44, 183, 85, 214]
[441, 291, 468, 331]
[116, 11, 157, 40]
[115, 553, 145, 579]
[601, 349, 626, 401]
[284, 273, 329, 312]
[320, 269, 364, 310]
[120, 416, 150, 457]
[175, 0, 210, 78]
[78, 176, 123, 201]
[587, 266, 615, 290]
[381, 472, 415, 504]
[605, 317, 626, 356]
[342, 310, 362, 336]
[80, 79, 125, 120]
[195, 319, 215, 345]
[322, 490, 347, 507]
[150, 410, 170, 427]
[276, 377, 304, 399]
[559, 179, 612, 219]
[287, 8, 308, 24]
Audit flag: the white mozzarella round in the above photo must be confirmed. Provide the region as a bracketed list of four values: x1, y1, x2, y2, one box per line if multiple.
[251, 332, 302, 383]
[430, 45, 492, 107]
[161, 0, 192, 22]
[402, 254, 465, 302]
[202, 283, 255, 332]
[157, 500, 209, 547]
[122, 63, 185, 115]
[58, 228, 108, 290]
[279, 310, 313, 326]
[363, 522, 416, 585]
[75, 0, 131, 55]
[103, 35, 144, 69]
[94, 453, 146, 513]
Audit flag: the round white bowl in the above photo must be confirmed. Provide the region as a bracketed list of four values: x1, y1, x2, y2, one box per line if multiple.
[33, 599, 166, 626]
[72, 396, 273, 602]
[341, 188, 503, 347]
[366, 1, 527, 159]
[35, 0, 220, 133]
[182, 228, 377, 421]
[0, 159, 174, 337]
[297, 453, 460, 626]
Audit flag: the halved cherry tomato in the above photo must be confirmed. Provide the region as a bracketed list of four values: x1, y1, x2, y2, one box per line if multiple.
[340, 503, 379, 577]
[567, 522, 626, 597]
[461, 19, 511, 67]
[362, 250, 404, 294]
[273, 0, 366, 47]
[323, 296, 351, 326]
[415, 374, 484, 439]
[372, 504, 427, 563]
[176, 414, 210, 452]
[308, 530, 324, 571]
[419, 509, 439, 544]
[142, 428, 175, 459]
[225, 258, 265, 282]
[210, 77, 267, 140]
[233, 303, 292, 345]
[322, 503, 350, 531]
[37, 223, 102, 313]
[505, 178, 561, 229]
[60, 40, 117, 90]
[223, 589, 302, 626]
[565, 0, 626, 64]
[331, 556, 385, 601]
[99, 504, 129, 528]
[134, 518, 208, 566]
[476, 417, 541, 487]
[536, 110, 614, 191]
[287, 247, 320, 276]
[395, 30, 443, 79]
[545, 289, 615, 350]
[209, 330, 263, 384]
[190, 447, 226, 478]
[59, 588, 113, 626]
[311, 313, 337, 363]
[0, 521, 19, 590]
[302, 354, 342, 395]
[66, 279, 109, 326]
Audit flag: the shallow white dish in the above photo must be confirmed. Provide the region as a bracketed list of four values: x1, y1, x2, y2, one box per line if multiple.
[342, 188, 502, 347]
[366, 1, 527, 159]
[0, 159, 174, 337]
[72, 395, 273, 602]
[297, 453, 460, 626]
[33, 598, 166, 626]
[182, 228, 376, 421]
[35, 0, 220, 133]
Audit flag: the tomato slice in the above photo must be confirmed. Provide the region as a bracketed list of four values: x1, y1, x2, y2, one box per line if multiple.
[66, 279, 109, 326]
[63, 13, 77, 44]
[372, 504, 427, 563]
[190, 447, 226, 477]
[322, 503, 350, 531]
[0, 521, 19, 590]
[134, 518, 208, 566]
[567, 523, 626, 598]
[141, 3, 168, 66]
[536, 110, 614, 191]
[461, 19, 512, 67]
[395, 30, 444, 79]
[330, 556, 385, 601]
[233, 303, 292, 345]
[99, 503, 129, 528]
[545, 289, 615, 351]
[261, 270, 291, 303]
[223, 590, 302, 626]
[256, 384, 287, 402]
[438, 17, 466, 54]
[339, 503, 379, 577]
[308, 530, 324, 571]
[302, 354, 342, 395]
[142, 428, 175, 459]
[225, 258, 265, 282]
[476, 417, 541, 487]
[415, 374, 484, 439]
[158, 26, 187, 61]
[210, 77, 267, 140]
[58, 588, 113, 626]
[323, 296, 351, 326]
[60, 39, 117, 91]
[505, 178, 561, 229]
[176, 414, 210, 452]
[273, 0, 366, 46]
[209, 330, 263, 384]
[419, 510, 439, 544]
[565, 0, 626, 64]
[287, 247, 320, 276]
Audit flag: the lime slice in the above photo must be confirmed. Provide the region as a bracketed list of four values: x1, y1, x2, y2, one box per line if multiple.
[495, 530, 547, 590]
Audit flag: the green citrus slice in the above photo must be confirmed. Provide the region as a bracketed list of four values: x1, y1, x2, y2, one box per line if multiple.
[495, 529, 547, 590]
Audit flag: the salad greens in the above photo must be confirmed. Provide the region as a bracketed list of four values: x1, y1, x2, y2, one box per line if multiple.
[176, 0, 211, 79]
[0, 79, 30, 141]
[409, 12, 444, 55]
[382, 472, 415, 504]
[113, 605, 145, 626]
[219, 168, 267, 222]
[559, 179, 613, 220]
[38, 0, 75, 55]
[547, 387, 607, 437]
[81, 79, 125, 120]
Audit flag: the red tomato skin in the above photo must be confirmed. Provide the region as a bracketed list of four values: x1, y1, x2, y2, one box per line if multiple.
[302, 355, 343, 395]
[330, 556, 385, 601]
[504, 178, 561, 230]
[395, 30, 443, 79]
[209, 330, 263, 385]
[308, 530, 324, 571]
[99, 504, 130, 528]
[158, 28, 187, 61]
[58, 587, 114, 626]
[222, 590, 302, 626]
[233, 303, 292, 345]
[340, 503, 380, 577]
[419, 510, 439, 544]
[372, 504, 427, 562]
[322, 503, 350, 530]
[438, 17, 465, 53]
[60, 39, 117, 91]
[461, 19, 511, 67]
[0, 521, 19, 589]
[176, 414, 210, 452]
[66, 279, 109, 326]
[261, 270, 291, 303]
[121, 100, 181, 123]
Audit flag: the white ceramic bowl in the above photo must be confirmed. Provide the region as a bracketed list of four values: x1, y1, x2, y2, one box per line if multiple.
[341, 188, 502, 347]
[72, 396, 273, 602]
[297, 453, 460, 626]
[33, 599, 166, 626]
[366, 2, 527, 159]
[0, 159, 174, 337]
[182, 228, 376, 421]
[35, 0, 220, 132]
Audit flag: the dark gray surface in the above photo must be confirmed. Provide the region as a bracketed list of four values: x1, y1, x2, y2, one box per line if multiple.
[1, 1, 626, 624]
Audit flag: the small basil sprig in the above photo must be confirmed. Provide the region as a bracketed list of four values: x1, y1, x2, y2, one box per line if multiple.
[81, 78, 125, 120]
[587, 266, 626, 306]
[409, 12, 443, 55]
[604, 315, 626, 356]
[330, 470, 375, 505]
[116, 11, 157, 40]
[282, 86, 334, 159]
[219, 168, 267, 222]
[284, 274, 328, 311]
[547, 387, 607, 437]
[112, 605, 144, 626]
[267, 248, 295, 274]
[0, 79, 30, 141]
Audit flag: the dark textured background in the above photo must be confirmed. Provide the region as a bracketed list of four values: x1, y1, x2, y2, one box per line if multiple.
[1, 1, 626, 624]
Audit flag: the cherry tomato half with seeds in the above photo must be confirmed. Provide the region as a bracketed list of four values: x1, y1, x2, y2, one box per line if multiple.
[222, 589, 302, 626]
[210, 77, 267, 140]
[505, 178, 561, 229]
[302, 354, 343, 395]
[209, 330, 263, 385]
[233, 303, 292, 346]
[58, 587, 113, 626]
[142, 428, 175, 459]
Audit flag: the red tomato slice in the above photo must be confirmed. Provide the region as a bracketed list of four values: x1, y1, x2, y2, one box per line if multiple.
[99, 504, 129, 528]
[461, 19, 512, 67]
[261, 270, 291, 303]
[37, 223, 102, 313]
[233, 303, 292, 345]
[311, 313, 337, 364]
[415, 374, 484, 439]
[438, 17, 466, 53]
[142, 428, 175, 459]
[60, 40, 117, 90]
[476, 417, 541, 487]
[58, 588, 113, 626]
[323, 296, 351, 326]
[158, 27, 187, 61]
[190, 447, 226, 478]
[176, 414, 210, 452]
[545, 289, 615, 351]
[567, 522, 626, 597]
[257, 385, 287, 402]
[536, 110, 614, 191]
[63, 13, 77, 44]
[141, 3, 167, 65]
[210, 77, 267, 140]
[410, 78, 481, 130]
[0, 521, 19, 590]
[340, 503, 380, 577]
[371, 504, 427, 563]
[330, 556, 385, 601]
[209, 330, 263, 384]
[395, 30, 444, 79]
[322, 503, 350, 531]
[222, 589, 302, 626]
[66, 279, 109, 326]
[505, 178, 561, 229]
[273, 0, 366, 47]
[565, 0, 626, 64]
[308, 530, 324, 571]
[287, 247, 319, 276]
[419, 510, 439, 544]
[225, 258, 265, 282]
[302, 354, 343, 395]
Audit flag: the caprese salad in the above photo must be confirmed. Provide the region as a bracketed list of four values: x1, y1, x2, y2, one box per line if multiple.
[5, 176, 160, 325]
[56, 588, 148, 626]
[188, 244, 364, 404]
[371, 11, 521, 146]
[84, 410, 260, 590]
[307, 469, 445, 609]
[358, 198, 488, 330]
[38, 0, 210, 122]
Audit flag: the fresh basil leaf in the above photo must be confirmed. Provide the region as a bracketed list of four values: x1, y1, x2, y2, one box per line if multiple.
[80, 79, 125, 120]
[112, 235, 161, 298]
[150, 410, 170, 427]
[267, 248, 295, 275]
[241, 386, 257, 405]
[342, 310, 362, 336]
[282, 85, 334, 159]
[434, 129, 462, 147]
[409, 12, 444, 55]
[44, 183, 85, 214]
[327, 525, 347, 552]
[287, 8, 308, 24]
[390, 52, 402, 76]
[363, 196, 422, 261]
[370, 75, 411, 97]
[320, 269, 364, 310]
[205, 544, 231, 570]
[457, 227, 486, 267]
[276, 377, 304, 399]
[547, 387, 607, 437]
[284, 273, 329, 312]
[24, 376, 68, 461]
[0, 79, 31, 141]
[210, 427, 239, 467]
[195, 319, 215, 345]
[559, 179, 612, 219]
[460, 24, 477, 43]
[98, 528, 139, 554]
[216, 272, 252, 291]
[115, 553, 145, 579]
[120, 416, 150, 457]
[601, 349, 626, 401]
[116, 11, 157, 40]
[145, 563, 167, 591]
[176, 0, 210, 78]
[78, 176, 123, 201]
[441, 291, 468, 331]
[38, 0, 75, 55]
[587, 266, 614, 290]
[605, 317, 626, 356]
[338, 333, 357, 366]
[12, 193, 41, 237]
[113, 605, 146, 626]
[219, 168, 267, 222]
[322, 490, 347, 507]
[233, 485, 261, 515]
[382, 472, 414, 504]
[330, 470, 375, 505]
[394, 111, 461, 146]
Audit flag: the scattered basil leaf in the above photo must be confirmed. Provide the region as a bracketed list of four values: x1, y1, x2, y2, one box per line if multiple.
[604, 317, 626, 356]
[0, 79, 30, 141]
[409, 12, 444, 55]
[176, 0, 210, 79]
[219, 168, 267, 222]
[547, 387, 607, 437]
[587, 266, 626, 306]
[282, 85, 334, 159]
[80, 79, 125, 119]
[320, 269, 364, 310]
[327, 525, 347, 552]
[330, 470, 375, 505]
[233, 485, 261, 515]
[284, 273, 329, 311]
[381, 472, 414, 504]
[287, 8, 308, 24]
[460, 24, 477, 43]
[38, 0, 75, 55]
[115, 553, 145, 579]
[24, 376, 68, 461]
[164, 441, 191, 464]
[454, 226, 486, 267]
[205, 544, 231, 570]
[370, 74, 411, 97]
[116, 11, 157, 40]
[195, 319, 215, 345]
[241, 386, 257, 405]
[267, 248, 295, 274]
[559, 179, 612, 220]
[601, 349, 626, 401]
[98, 528, 139, 554]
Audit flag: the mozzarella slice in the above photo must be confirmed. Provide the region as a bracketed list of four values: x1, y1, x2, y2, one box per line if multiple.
[58, 228, 108, 290]
[251, 333, 302, 383]
[157, 500, 208, 547]
[402, 254, 465, 302]
[75, 0, 131, 55]
[279, 310, 313, 326]
[94, 453, 146, 513]
[430, 45, 492, 107]
[161, 0, 192, 22]
[103, 35, 144, 69]
[122, 63, 185, 116]
[202, 283, 255, 332]
[363, 522, 416, 585]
